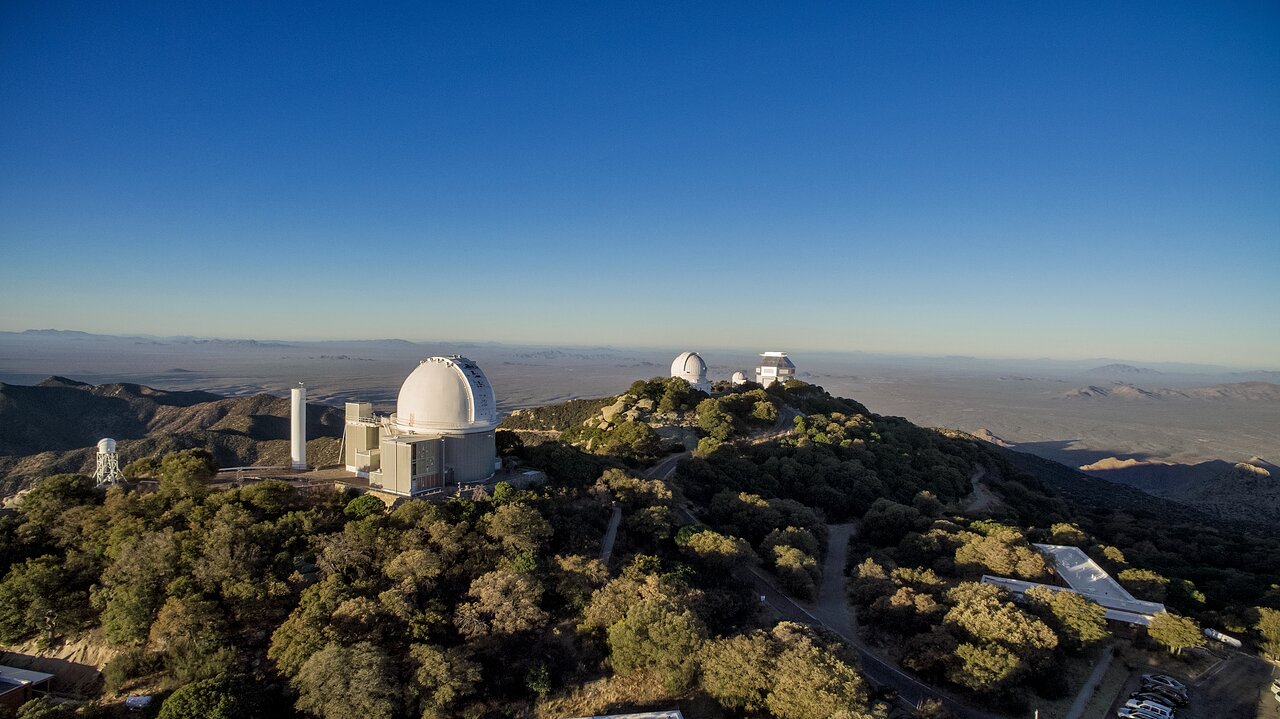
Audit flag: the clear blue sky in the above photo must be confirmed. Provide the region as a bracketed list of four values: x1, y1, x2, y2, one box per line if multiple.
[2, 2, 1277, 366]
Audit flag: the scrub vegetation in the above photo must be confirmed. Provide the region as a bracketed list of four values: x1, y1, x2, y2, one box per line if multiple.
[1, 380, 1277, 718]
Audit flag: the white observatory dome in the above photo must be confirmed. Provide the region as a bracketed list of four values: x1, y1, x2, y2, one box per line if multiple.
[671, 351, 711, 392]
[731, 371, 748, 385]
[392, 356, 499, 434]
[98, 438, 117, 453]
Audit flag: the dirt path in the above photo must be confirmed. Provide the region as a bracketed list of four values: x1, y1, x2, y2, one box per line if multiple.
[959, 465, 998, 513]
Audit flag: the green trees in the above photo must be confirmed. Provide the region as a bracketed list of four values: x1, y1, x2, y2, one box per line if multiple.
[607, 599, 706, 691]
[0, 555, 91, 644]
[769, 545, 820, 600]
[294, 642, 399, 719]
[1117, 568, 1170, 603]
[483, 502, 553, 555]
[696, 398, 735, 441]
[678, 529, 757, 572]
[157, 675, 258, 719]
[941, 582, 1058, 694]
[699, 631, 774, 712]
[949, 642, 1022, 694]
[454, 570, 549, 638]
[15, 698, 74, 719]
[1147, 613, 1204, 655]
[1024, 586, 1108, 650]
[861, 499, 920, 546]
[94, 528, 179, 644]
[157, 449, 216, 500]
[342, 494, 384, 520]
[15, 474, 96, 533]
[702, 622, 879, 719]
[1256, 606, 1280, 659]
[410, 643, 481, 717]
[954, 533, 1048, 581]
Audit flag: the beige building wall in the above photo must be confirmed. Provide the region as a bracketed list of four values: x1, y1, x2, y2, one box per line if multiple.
[344, 403, 380, 473]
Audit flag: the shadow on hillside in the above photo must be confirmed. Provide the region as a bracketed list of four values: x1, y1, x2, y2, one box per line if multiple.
[1008, 439, 1160, 468]
[0, 651, 103, 698]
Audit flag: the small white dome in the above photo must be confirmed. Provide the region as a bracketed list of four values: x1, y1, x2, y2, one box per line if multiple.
[392, 356, 498, 434]
[731, 371, 748, 385]
[98, 438, 117, 453]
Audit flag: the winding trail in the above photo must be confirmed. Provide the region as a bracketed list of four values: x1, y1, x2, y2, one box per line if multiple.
[959, 464, 998, 514]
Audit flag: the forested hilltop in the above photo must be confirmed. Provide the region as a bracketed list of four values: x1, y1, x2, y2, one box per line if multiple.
[1, 379, 1278, 719]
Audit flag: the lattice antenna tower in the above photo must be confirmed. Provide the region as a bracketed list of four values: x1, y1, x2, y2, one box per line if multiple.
[94, 438, 124, 485]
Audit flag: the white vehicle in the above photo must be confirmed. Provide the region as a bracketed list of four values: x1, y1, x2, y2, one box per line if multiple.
[1124, 699, 1175, 718]
[1117, 708, 1167, 719]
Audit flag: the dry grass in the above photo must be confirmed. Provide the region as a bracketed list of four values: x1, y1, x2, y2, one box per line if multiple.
[533, 672, 725, 719]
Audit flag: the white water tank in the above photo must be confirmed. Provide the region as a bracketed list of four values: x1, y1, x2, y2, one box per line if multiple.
[290, 383, 307, 470]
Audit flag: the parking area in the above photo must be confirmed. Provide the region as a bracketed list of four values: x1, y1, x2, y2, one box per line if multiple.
[1104, 648, 1275, 719]
[1258, 668, 1280, 719]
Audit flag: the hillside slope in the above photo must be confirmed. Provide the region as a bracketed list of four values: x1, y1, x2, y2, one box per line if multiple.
[0, 378, 344, 494]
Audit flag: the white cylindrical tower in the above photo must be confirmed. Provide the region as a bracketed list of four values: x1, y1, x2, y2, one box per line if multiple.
[290, 383, 307, 470]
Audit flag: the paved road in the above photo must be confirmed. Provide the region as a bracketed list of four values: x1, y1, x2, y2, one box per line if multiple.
[599, 504, 623, 564]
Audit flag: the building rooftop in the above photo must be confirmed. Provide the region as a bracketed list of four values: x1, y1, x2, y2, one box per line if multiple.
[980, 575, 1162, 625]
[0, 666, 54, 686]
[1033, 543, 1156, 606]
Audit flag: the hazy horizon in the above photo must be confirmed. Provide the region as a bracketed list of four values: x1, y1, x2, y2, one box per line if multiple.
[3, 326, 1279, 373]
[3, 3, 1279, 367]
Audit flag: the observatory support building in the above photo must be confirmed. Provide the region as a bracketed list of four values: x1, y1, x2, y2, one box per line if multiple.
[343, 356, 500, 496]
[755, 352, 796, 388]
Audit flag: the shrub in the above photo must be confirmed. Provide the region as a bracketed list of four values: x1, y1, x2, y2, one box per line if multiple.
[102, 647, 164, 693]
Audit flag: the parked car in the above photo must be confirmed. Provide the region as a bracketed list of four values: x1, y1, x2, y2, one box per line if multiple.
[1117, 708, 1168, 719]
[1141, 674, 1188, 694]
[1137, 685, 1188, 707]
[1129, 691, 1177, 710]
[1140, 677, 1188, 704]
[1124, 699, 1175, 719]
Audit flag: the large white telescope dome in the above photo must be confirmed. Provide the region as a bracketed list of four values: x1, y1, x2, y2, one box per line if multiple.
[392, 356, 498, 434]
[671, 351, 711, 392]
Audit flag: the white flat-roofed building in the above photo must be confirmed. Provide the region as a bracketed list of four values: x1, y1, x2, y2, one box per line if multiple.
[0, 666, 53, 712]
[755, 351, 796, 388]
[980, 543, 1166, 626]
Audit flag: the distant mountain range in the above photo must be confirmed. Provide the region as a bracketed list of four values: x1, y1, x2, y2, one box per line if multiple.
[969, 427, 1280, 529]
[0, 377, 344, 494]
[1057, 381, 1280, 401]
[1078, 456, 1280, 528]
[1085, 363, 1161, 376]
